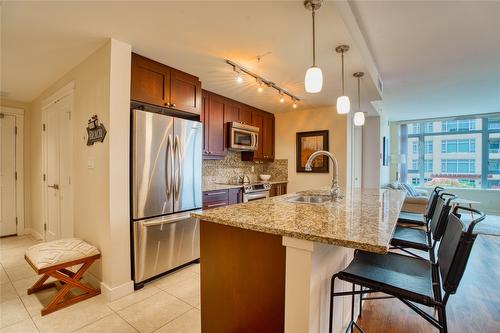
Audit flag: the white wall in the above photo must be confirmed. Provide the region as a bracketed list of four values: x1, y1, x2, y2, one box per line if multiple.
[28, 39, 132, 299]
[379, 113, 391, 185]
[275, 107, 347, 193]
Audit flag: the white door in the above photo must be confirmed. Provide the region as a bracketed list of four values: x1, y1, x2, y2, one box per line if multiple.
[44, 94, 73, 241]
[0, 114, 17, 236]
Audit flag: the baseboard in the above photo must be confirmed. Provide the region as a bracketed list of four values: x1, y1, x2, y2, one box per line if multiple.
[26, 228, 43, 240]
[100, 280, 134, 302]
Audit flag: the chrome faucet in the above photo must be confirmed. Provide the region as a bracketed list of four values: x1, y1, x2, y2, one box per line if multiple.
[305, 150, 342, 199]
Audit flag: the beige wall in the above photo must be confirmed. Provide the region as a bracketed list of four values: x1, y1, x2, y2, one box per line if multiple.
[361, 116, 380, 188]
[0, 99, 31, 232]
[27, 39, 132, 296]
[275, 107, 347, 193]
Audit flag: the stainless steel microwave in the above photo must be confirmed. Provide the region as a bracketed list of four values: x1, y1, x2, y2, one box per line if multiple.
[229, 122, 259, 151]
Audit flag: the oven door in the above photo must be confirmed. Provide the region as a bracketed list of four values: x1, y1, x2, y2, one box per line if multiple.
[243, 191, 269, 203]
[230, 127, 258, 151]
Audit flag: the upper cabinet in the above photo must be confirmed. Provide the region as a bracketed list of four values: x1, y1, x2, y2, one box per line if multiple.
[202, 90, 275, 161]
[241, 108, 275, 162]
[131, 53, 202, 115]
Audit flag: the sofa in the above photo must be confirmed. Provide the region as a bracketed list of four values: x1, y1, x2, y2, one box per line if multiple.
[383, 182, 429, 214]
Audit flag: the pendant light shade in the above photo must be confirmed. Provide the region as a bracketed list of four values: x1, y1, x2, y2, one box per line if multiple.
[304, 0, 323, 93]
[305, 67, 323, 93]
[335, 45, 350, 114]
[336, 96, 350, 114]
[353, 111, 365, 126]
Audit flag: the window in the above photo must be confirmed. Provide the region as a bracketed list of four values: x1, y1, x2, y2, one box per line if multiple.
[424, 159, 433, 172]
[490, 138, 500, 154]
[402, 115, 499, 189]
[441, 159, 475, 174]
[488, 118, 500, 130]
[425, 140, 433, 153]
[411, 159, 418, 170]
[410, 124, 420, 134]
[441, 139, 475, 153]
[441, 119, 476, 132]
[412, 142, 418, 154]
[489, 159, 499, 172]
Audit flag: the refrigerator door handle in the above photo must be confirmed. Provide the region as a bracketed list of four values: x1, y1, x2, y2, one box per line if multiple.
[174, 135, 181, 199]
[166, 135, 174, 197]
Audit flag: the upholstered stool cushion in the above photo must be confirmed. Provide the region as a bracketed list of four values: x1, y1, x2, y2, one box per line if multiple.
[25, 238, 100, 270]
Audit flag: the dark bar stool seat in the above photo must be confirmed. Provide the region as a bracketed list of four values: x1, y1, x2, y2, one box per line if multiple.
[397, 186, 444, 227]
[391, 192, 456, 262]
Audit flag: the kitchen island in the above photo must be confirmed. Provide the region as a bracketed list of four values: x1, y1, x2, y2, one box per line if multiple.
[192, 188, 405, 333]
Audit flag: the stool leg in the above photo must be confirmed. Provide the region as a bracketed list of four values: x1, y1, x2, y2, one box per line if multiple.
[350, 283, 355, 333]
[329, 274, 338, 333]
[359, 286, 363, 318]
[27, 274, 50, 295]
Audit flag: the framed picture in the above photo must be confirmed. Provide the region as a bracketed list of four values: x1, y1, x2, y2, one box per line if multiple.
[296, 130, 329, 173]
[383, 136, 389, 166]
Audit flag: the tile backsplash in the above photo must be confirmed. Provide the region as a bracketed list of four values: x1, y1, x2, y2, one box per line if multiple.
[202, 151, 288, 184]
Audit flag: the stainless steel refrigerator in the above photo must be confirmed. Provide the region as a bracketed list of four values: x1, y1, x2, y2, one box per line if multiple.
[131, 109, 202, 286]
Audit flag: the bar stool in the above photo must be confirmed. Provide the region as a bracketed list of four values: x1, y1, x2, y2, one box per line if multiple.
[391, 192, 456, 262]
[329, 206, 485, 333]
[397, 186, 444, 227]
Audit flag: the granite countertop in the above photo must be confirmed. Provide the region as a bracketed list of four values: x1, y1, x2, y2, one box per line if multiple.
[202, 180, 288, 192]
[192, 188, 406, 254]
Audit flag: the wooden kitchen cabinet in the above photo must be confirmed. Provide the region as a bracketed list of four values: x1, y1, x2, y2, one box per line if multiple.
[241, 108, 275, 161]
[201, 89, 275, 161]
[269, 183, 287, 197]
[205, 93, 226, 157]
[131, 53, 202, 115]
[262, 114, 275, 160]
[170, 68, 202, 115]
[203, 188, 242, 209]
[239, 106, 252, 125]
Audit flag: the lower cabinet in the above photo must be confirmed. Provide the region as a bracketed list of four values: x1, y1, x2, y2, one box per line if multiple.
[203, 188, 242, 209]
[269, 183, 287, 197]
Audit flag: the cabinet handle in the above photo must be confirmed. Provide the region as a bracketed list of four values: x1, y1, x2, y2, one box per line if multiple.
[171, 103, 176, 107]
[207, 202, 227, 208]
[206, 191, 226, 196]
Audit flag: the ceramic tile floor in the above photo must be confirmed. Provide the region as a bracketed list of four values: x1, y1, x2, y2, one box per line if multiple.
[0, 235, 201, 333]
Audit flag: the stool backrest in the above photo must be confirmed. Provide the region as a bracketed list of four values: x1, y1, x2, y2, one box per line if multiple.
[430, 193, 456, 241]
[424, 186, 445, 220]
[438, 206, 485, 294]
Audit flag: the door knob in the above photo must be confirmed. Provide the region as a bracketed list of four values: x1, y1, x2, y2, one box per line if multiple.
[48, 184, 59, 190]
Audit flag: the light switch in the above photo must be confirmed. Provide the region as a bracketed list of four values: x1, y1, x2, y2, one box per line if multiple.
[87, 159, 95, 169]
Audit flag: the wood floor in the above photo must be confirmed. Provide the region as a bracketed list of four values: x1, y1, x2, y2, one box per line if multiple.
[355, 234, 500, 332]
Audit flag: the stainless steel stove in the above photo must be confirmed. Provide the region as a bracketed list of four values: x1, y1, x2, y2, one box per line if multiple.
[242, 183, 271, 202]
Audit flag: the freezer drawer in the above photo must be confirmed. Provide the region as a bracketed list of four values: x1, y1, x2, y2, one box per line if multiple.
[133, 211, 200, 283]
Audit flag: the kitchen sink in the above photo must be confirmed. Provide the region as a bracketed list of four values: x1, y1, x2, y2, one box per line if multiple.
[286, 195, 332, 204]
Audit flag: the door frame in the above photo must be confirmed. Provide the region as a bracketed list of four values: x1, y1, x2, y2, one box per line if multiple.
[0, 106, 25, 236]
[41, 82, 74, 241]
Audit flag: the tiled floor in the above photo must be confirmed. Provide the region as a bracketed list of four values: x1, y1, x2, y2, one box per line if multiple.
[0, 235, 201, 333]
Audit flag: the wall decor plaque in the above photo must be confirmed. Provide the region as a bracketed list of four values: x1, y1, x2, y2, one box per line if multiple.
[86, 115, 107, 146]
[296, 130, 329, 173]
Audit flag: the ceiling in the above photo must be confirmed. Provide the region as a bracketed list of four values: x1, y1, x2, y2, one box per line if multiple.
[350, 0, 500, 121]
[1, 1, 380, 114]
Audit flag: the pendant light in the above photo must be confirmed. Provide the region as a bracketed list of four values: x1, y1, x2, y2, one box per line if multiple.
[353, 72, 365, 126]
[335, 45, 350, 114]
[304, 0, 323, 93]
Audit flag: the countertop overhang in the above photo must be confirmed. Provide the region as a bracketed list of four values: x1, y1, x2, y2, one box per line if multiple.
[192, 188, 406, 254]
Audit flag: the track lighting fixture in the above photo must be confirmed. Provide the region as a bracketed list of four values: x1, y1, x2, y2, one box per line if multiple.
[234, 67, 243, 83]
[336, 45, 350, 114]
[226, 59, 300, 108]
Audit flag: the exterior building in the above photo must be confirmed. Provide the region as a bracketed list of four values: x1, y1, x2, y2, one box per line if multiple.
[404, 117, 500, 189]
